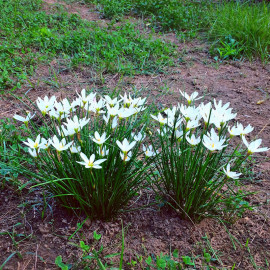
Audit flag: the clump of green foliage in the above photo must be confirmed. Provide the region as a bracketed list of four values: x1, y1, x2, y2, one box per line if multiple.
[206, 1, 270, 61]
[0, 0, 175, 90]
[93, 0, 207, 32]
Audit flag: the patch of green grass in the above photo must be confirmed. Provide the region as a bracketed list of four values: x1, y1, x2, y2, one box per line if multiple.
[0, 0, 176, 91]
[0, 118, 30, 189]
[87, 0, 270, 61]
[207, 1, 270, 62]
[92, 0, 208, 32]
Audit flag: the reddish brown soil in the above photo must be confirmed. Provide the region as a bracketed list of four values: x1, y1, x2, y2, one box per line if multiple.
[0, 0, 269, 269]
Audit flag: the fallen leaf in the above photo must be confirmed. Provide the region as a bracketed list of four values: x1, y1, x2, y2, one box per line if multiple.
[257, 100, 265, 105]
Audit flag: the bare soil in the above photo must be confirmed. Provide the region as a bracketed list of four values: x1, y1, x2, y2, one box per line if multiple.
[0, 0, 269, 269]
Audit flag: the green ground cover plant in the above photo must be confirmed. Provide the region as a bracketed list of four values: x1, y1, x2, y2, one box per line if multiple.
[92, 0, 207, 32]
[53, 228, 264, 269]
[54, 228, 217, 269]
[86, 0, 270, 60]
[0, 0, 175, 91]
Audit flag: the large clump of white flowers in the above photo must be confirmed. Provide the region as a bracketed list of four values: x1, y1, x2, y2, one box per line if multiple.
[13, 89, 268, 220]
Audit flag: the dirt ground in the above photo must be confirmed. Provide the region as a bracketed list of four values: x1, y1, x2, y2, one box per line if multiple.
[0, 0, 269, 269]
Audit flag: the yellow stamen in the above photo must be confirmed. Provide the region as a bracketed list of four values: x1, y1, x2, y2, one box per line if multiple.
[88, 161, 93, 167]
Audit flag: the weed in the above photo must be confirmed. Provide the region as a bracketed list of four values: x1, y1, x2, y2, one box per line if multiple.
[55, 227, 125, 269]
[212, 35, 244, 61]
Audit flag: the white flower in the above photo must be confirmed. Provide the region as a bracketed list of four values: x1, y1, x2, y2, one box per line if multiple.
[28, 148, 39, 158]
[239, 124, 253, 136]
[151, 113, 168, 125]
[210, 100, 237, 127]
[61, 98, 74, 113]
[143, 145, 157, 157]
[130, 97, 147, 108]
[167, 117, 182, 130]
[223, 163, 241, 179]
[103, 114, 118, 129]
[50, 136, 73, 152]
[91, 131, 109, 145]
[157, 127, 170, 137]
[227, 124, 241, 137]
[199, 102, 212, 123]
[104, 95, 119, 107]
[214, 99, 230, 112]
[70, 144, 81, 154]
[117, 107, 136, 119]
[186, 119, 200, 131]
[98, 146, 109, 157]
[186, 134, 200, 146]
[106, 103, 120, 117]
[203, 128, 227, 151]
[49, 108, 67, 120]
[120, 93, 134, 107]
[120, 151, 132, 162]
[64, 116, 90, 133]
[54, 101, 65, 115]
[111, 116, 118, 129]
[87, 99, 105, 114]
[40, 138, 51, 150]
[58, 126, 76, 137]
[179, 90, 202, 104]
[77, 153, 106, 169]
[13, 112, 35, 124]
[71, 98, 81, 109]
[36, 96, 56, 115]
[215, 108, 237, 125]
[179, 104, 201, 121]
[242, 136, 269, 155]
[229, 123, 253, 136]
[175, 129, 184, 140]
[77, 89, 96, 105]
[103, 114, 110, 124]
[116, 138, 136, 154]
[131, 132, 145, 142]
[23, 134, 45, 149]
[164, 107, 177, 118]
